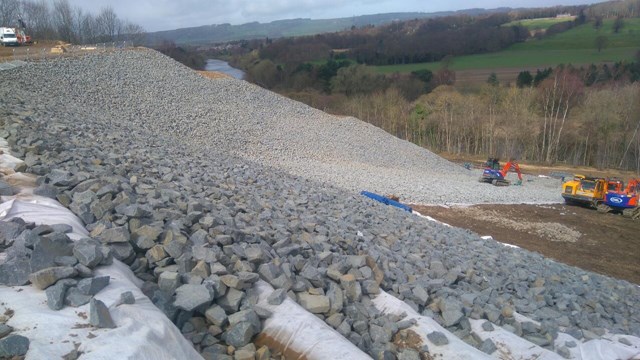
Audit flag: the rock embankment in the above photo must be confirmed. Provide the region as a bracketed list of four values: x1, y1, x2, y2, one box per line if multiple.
[0, 49, 638, 359]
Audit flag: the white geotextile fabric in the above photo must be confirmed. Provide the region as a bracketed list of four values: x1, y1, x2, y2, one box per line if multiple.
[372, 291, 492, 359]
[0, 148, 203, 360]
[373, 290, 640, 359]
[254, 280, 371, 359]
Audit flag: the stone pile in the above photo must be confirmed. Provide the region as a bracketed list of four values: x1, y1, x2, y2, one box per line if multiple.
[0, 219, 114, 313]
[0, 50, 638, 359]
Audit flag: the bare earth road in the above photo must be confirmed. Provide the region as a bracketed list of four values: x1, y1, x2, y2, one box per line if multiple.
[413, 203, 640, 285]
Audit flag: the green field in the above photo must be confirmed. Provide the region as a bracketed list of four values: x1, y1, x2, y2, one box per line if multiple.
[503, 17, 575, 30]
[373, 18, 640, 74]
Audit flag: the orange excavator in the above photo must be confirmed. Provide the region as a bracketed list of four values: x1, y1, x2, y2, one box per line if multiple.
[479, 158, 523, 186]
[600, 178, 640, 219]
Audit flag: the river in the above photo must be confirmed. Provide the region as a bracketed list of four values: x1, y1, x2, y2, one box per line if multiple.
[204, 59, 244, 79]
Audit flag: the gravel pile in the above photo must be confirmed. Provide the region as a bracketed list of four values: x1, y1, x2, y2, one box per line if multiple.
[2, 48, 561, 205]
[0, 49, 638, 359]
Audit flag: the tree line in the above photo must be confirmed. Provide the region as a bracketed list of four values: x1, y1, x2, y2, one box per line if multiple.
[0, 0, 145, 44]
[288, 63, 640, 172]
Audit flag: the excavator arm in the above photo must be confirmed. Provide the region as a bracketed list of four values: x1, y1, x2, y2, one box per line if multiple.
[500, 161, 523, 181]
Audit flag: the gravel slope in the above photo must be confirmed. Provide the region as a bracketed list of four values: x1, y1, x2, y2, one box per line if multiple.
[4, 49, 561, 205]
[1, 49, 637, 359]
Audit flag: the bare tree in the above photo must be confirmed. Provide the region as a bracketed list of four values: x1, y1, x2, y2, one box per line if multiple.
[96, 6, 120, 42]
[121, 21, 145, 45]
[0, 0, 20, 27]
[537, 68, 584, 163]
[52, 0, 76, 43]
[21, 0, 54, 39]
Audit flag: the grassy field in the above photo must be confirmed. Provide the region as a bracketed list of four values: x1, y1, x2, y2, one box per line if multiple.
[374, 18, 640, 74]
[503, 17, 575, 30]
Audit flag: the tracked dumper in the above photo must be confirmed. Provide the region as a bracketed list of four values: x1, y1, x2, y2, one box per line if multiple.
[561, 175, 607, 208]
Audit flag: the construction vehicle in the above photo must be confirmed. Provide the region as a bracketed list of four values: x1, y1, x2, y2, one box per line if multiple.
[561, 175, 608, 207]
[599, 178, 640, 219]
[479, 157, 523, 186]
[13, 27, 31, 45]
[0, 27, 19, 46]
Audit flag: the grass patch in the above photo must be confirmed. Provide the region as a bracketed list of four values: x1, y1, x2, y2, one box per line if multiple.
[373, 18, 640, 74]
[503, 17, 575, 30]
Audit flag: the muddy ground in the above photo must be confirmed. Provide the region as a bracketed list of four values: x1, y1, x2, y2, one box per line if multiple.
[412, 203, 640, 285]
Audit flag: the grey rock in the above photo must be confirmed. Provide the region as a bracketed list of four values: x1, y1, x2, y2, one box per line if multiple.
[158, 271, 180, 294]
[174, 284, 214, 311]
[228, 309, 261, 331]
[218, 287, 245, 313]
[65, 287, 93, 307]
[29, 266, 77, 290]
[77, 276, 110, 295]
[121, 291, 135, 304]
[479, 338, 497, 354]
[132, 224, 163, 249]
[297, 293, 330, 314]
[267, 288, 287, 305]
[369, 324, 392, 343]
[397, 349, 420, 360]
[362, 280, 380, 295]
[89, 298, 116, 328]
[0, 334, 30, 357]
[557, 346, 571, 359]
[225, 322, 256, 348]
[45, 278, 77, 310]
[427, 331, 449, 346]
[0, 324, 12, 338]
[411, 285, 429, 305]
[72, 239, 103, 268]
[481, 321, 494, 331]
[30, 233, 74, 272]
[109, 242, 135, 262]
[73, 263, 93, 278]
[97, 226, 130, 244]
[33, 183, 59, 199]
[0, 180, 17, 196]
[54, 255, 78, 267]
[205, 305, 228, 327]
[340, 274, 362, 302]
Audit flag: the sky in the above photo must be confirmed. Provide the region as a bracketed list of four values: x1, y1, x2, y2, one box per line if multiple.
[62, 0, 606, 32]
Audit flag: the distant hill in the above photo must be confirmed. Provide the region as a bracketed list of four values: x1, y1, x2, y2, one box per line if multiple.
[145, 9, 513, 45]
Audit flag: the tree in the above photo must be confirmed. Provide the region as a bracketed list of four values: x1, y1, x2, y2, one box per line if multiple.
[516, 71, 533, 88]
[487, 72, 499, 87]
[593, 16, 603, 30]
[613, 16, 624, 33]
[537, 68, 584, 163]
[331, 64, 386, 96]
[52, 0, 76, 43]
[22, 0, 55, 40]
[595, 35, 608, 52]
[0, 0, 20, 27]
[96, 6, 121, 42]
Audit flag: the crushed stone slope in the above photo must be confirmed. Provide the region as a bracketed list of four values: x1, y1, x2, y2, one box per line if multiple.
[5, 48, 560, 205]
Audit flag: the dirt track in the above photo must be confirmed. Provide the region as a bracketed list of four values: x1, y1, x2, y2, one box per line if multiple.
[412, 203, 640, 285]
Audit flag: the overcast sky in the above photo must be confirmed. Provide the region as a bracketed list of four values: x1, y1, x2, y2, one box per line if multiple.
[62, 0, 605, 32]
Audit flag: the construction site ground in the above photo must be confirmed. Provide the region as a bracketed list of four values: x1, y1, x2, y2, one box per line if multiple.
[412, 203, 640, 285]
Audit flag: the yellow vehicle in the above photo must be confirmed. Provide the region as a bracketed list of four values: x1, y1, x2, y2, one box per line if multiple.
[561, 175, 607, 207]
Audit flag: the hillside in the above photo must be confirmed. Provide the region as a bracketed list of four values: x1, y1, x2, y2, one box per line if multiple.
[145, 8, 513, 45]
[0, 49, 639, 359]
[374, 17, 640, 74]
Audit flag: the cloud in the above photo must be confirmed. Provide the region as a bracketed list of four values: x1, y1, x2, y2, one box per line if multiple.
[61, 0, 606, 32]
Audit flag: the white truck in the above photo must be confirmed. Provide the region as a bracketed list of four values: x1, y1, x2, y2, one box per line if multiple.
[0, 27, 19, 46]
